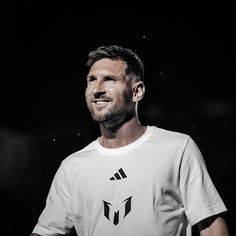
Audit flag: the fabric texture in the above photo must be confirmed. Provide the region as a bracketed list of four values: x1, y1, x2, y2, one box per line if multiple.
[32, 126, 227, 236]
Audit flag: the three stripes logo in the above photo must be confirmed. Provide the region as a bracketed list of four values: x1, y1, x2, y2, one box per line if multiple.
[110, 168, 127, 181]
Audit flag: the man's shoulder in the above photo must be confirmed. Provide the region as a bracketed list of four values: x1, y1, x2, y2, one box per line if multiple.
[149, 125, 193, 153]
[62, 140, 97, 165]
[149, 125, 190, 141]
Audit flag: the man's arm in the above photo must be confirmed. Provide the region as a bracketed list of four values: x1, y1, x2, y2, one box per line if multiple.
[198, 215, 230, 236]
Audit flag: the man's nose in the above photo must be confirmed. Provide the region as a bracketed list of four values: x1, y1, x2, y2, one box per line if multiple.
[93, 80, 106, 97]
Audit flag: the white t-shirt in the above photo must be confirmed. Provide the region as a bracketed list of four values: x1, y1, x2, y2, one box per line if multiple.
[33, 126, 227, 236]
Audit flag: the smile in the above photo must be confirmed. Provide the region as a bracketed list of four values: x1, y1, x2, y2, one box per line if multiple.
[93, 100, 110, 106]
[96, 101, 107, 105]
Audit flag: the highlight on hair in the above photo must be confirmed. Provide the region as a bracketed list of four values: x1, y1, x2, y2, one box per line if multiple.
[86, 45, 144, 82]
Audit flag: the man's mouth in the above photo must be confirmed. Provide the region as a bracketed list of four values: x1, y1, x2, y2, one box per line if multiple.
[92, 99, 110, 106]
[95, 101, 107, 105]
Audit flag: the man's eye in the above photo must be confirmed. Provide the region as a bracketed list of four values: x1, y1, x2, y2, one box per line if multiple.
[87, 77, 96, 83]
[105, 77, 115, 82]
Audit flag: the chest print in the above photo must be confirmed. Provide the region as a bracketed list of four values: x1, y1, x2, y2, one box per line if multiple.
[103, 196, 132, 225]
[110, 168, 127, 181]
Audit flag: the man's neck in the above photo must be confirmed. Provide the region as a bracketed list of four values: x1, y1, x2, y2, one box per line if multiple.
[99, 117, 147, 148]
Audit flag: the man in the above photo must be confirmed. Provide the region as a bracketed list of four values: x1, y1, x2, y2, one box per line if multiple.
[31, 45, 229, 235]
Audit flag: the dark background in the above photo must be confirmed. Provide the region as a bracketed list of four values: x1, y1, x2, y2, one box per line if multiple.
[0, 3, 235, 235]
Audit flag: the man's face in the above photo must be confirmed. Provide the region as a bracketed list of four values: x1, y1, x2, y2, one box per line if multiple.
[85, 58, 134, 123]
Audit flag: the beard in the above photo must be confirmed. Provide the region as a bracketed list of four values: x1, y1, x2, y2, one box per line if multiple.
[86, 93, 134, 124]
[89, 104, 130, 123]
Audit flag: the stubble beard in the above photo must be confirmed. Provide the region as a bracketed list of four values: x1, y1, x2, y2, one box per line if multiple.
[86, 86, 134, 126]
[87, 96, 134, 125]
[88, 102, 128, 123]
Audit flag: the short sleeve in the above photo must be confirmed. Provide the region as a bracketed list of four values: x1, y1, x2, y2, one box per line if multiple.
[180, 137, 227, 226]
[32, 163, 74, 235]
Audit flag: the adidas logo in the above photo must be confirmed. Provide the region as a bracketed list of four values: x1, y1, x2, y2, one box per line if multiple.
[110, 168, 127, 181]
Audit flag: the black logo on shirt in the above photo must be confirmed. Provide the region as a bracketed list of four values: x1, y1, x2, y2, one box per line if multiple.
[110, 168, 127, 181]
[103, 196, 132, 225]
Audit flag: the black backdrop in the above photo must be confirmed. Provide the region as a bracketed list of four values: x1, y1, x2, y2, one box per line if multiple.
[0, 4, 235, 235]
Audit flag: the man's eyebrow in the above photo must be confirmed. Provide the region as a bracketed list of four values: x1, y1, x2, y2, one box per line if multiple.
[87, 74, 96, 79]
[103, 75, 117, 80]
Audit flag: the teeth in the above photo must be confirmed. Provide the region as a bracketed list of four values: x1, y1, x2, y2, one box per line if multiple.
[96, 101, 107, 105]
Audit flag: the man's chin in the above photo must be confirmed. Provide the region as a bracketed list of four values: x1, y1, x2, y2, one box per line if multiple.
[91, 114, 109, 123]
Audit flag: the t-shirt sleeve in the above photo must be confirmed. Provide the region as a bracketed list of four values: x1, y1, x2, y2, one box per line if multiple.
[180, 136, 227, 226]
[32, 163, 74, 235]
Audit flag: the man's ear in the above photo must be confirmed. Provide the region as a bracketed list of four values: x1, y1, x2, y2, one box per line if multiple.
[132, 81, 145, 102]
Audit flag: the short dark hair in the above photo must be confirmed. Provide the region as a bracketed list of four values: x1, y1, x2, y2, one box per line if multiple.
[86, 45, 144, 81]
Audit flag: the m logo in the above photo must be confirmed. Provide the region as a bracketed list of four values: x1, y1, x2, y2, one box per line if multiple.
[103, 196, 132, 225]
